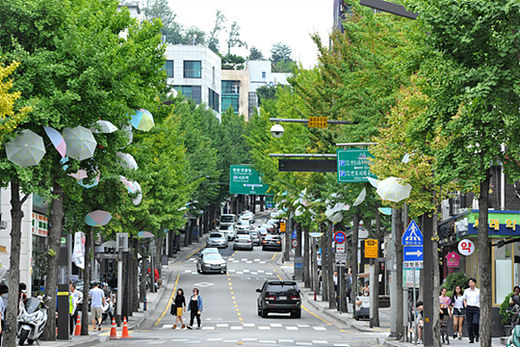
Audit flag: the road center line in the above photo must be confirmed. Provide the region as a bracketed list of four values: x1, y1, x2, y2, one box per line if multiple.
[154, 272, 180, 326]
[301, 304, 332, 326]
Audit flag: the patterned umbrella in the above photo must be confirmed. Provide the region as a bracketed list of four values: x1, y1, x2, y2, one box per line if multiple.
[138, 231, 154, 238]
[119, 176, 136, 193]
[131, 181, 142, 206]
[85, 210, 112, 227]
[78, 171, 100, 189]
[63, 126, 97, 161]
[91, 120, 118, 134]
[68, 169, 88, 180]
[116, 152, 138, 170]
[376, 177, 412, 202]
[43, 126, 66, 157]
[129, 109, 154, 132]
[5, 129, 46, 167]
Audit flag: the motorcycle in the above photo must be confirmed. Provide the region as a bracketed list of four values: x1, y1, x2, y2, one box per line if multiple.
[17, 296, 48, 346]
[506, 296, 520, 347]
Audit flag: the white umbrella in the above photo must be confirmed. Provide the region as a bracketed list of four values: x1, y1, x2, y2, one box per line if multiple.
[91, 120, 118, 134]
[367, 177, 379, 189]
[116, 152, 138, 170]
[376, 177, 412, 202]
[63, 126, 97, 161]
[122, 125, 133, 146]
[131, 181, 142, 206]
[353, 188, 367, 206]
[5, 129, 46, 167]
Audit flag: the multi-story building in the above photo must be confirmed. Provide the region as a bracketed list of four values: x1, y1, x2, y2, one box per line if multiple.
[247, 60, 291, 93]
[221, 70, 250, 120]
[164, 44, 222, 119]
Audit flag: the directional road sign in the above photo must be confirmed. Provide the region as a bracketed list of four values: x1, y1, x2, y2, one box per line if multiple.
[229, 165, 269, 195]
[291, 230, 297, 240]
[402, 220, 423, 246]
[404, 246, 423, 262]
[334, 230, 346, 244]
[335, 253, 347, 267]
[337, 149, 377, 183]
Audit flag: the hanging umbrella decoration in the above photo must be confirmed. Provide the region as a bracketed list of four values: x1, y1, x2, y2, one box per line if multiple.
[131, 181, 142, 206]
[63, 126, 97, 161]
[77, 171, 101, 189]
[116, 152, 138, 170]
[5, 129, 46, 167]
[90, 120, 118, 134]
[138, 231, 154, 238]
[129, 109, 154, 132]
[121, 125, 133, 146]
[43, 126, 67, 158]
[376, 177, 412, 202]
[85, 210, 112, 227]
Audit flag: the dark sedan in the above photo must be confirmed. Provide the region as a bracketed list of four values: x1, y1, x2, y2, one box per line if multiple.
[257, 280, 301, 318]
[262, 235, 282, 251]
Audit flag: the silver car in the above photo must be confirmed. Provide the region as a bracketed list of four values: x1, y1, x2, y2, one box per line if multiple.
[206, 232, 228, 248]
[233, 234, 254, 251]
[197, 253, 227, 274]
[219, 224, 236, 241]
[249, 231, 261, 246]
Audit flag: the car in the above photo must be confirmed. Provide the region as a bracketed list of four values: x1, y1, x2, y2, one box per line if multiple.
[219, 224, 236, 241]
[235, 220, 251, 233]
[262, 234, 282, 251]
[219, 214, 236, 226]
[256, 227, 268, 240]
[197, 253, 227, 274]
[206, 232, 228, 248]
[260, 223, 276, 234]
[239, 211, 255, 224]
[233, 234, 254, 251]
[200, 247, 220, 258]
[257, 280, 301, 318]
[249, 231, 261, 246]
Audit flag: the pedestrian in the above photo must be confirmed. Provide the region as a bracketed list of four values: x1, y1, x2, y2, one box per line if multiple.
[187, 288, 203, 329]
[411, 300, 424, 344]
[463, 278, 480, 343]
[18, 282, 28, 313]
[451, 285, 465, 340]
[0, 283, 8, 345]
[89, 282, 106, 331]
[510, 286, 520, 306]
[69, 282, 83, 334]
[362, 282, 370, 296]
[346, 271, 352, 303]
[439, 287, 451, 320]
[171, 288, 186, 329]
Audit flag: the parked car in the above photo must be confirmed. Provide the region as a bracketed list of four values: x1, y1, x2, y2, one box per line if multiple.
[257, 280, 301, 318]
[197, 253, 227, 274]
[233, 234, 254, 251]
[219, 214, 236, 226]
[262, 234, 282, 251]
[206, 232, 228, 248]
[219, 224, 236, 241]
[249, 231, 261, 246]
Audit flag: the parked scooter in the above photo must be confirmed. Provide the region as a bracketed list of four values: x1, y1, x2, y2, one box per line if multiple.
[17, 296, 48, 346]
[506, 296, 520, 347]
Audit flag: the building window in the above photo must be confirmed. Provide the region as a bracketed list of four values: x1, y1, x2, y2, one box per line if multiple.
[208, 88, 219, 112]
[173, 85, 202, 103]
[262, 71, 266, 78]
[184, 60, 201, 78]
[222, 80, 240, 114]
[165, 60, 174, 78]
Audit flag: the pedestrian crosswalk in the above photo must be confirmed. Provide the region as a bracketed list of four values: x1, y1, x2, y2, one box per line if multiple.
[129, 337, 352, 346]
[187, 257, 267, 264]
[161, 323, 330, 332]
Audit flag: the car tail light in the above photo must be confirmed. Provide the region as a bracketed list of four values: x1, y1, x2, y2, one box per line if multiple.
[290, 295, 300, 301]
[262, 240, 266, 244]
[266, 295, 276, 301]
[247, 240, 252, 243]
[276, 241, 281, 244]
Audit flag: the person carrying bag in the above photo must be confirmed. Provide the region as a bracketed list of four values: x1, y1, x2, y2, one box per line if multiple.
[186, 288, 203, 329]
[171, 289, 186, 329]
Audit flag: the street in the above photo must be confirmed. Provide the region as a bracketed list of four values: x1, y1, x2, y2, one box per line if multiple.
[100, 219, 384, 347]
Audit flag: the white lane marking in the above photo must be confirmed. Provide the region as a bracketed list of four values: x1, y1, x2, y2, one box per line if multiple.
[298, 324, 310, 327]
[230, 326, 243, 330]
[247, 277, 251, 280]
[266, 272, 273, 275]
[184, 269, 191, 272]
[206, 338, 222, 341]
[246, 261, 253, 264]
[285, 326, 298, 331]
[216, 323, 229, 327]
[296, 343, 312, 346]
[170, 339, 188, 342]
[279, 339, 294, 343]
[236, 271, 243, 275]
[259, 340, 276, 344]
[184, 342, 201, 344]
[222, 340, 238, 343]
[313, 340, 329, 344]
[242, 338, 258, 341]
[258, 270, 265, 273]
[243, 269, 250, 272]
[251, 272, 258, 275]
[269, 323, 282, 327]
[258, 326, 271, 330]
[233, 260, 239, 263]
[243, 323, 255, 327]
[202, 326, 215, 330]
[162, 324, 173, 328]
[313, 326, 327, 331]
[189, 258, 196, 261]
[333, 344, 350, 347]
[241, 258, 247, 261]
[147, 342, 167, 345]
[260, 261, 266, 264]
[229, 269, 236, 272]
[254, 259, 260, 262]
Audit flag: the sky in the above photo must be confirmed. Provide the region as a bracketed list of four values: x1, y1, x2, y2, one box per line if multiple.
[167, 0, 334, 68]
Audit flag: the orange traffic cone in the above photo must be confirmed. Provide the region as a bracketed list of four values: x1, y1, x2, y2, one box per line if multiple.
[110, 317, 118, 339]
[121, 317, 130, 338]
[74, 314, 82, 336]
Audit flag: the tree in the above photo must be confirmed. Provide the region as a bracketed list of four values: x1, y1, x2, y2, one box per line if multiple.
[407, 1, 520, 345]
[222, 54, 246, 70]
[226, 21, 247, 55]
[270, 42, 292, 64]
[208, 10, 226, 54]
[248, 47, 264, 60]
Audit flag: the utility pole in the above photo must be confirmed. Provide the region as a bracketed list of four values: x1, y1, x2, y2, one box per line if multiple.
[422, 215, 434, 346]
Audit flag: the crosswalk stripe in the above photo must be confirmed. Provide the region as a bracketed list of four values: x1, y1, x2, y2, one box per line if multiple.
[298, 324, 310, 328]
[269, 323, 282, 327]
[313, 340, 328, 344]
[312, 326, 327, 331]
[259, 340, 276, 344]
[202, 326, 214, 330]
[285, 326, 298, 330]
[278, 339, 294, 343]
[206, 338, 222, 341]
[242, 323, 255, 327]
[230, 326, 243, 330]
[162, 324, 173, 329]
[258, 326, 271, 330]
[216, 323, 229, 327]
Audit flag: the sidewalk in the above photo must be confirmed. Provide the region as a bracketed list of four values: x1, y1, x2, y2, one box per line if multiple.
[278, 261, 506, 346]
[36, 236, 207, 346]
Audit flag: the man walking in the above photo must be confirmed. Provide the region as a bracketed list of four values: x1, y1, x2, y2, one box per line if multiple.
[89, 282, 105, 331]
[463, 278, 480, 343]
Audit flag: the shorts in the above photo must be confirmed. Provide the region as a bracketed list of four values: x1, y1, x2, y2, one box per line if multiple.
[92, 307, 103, 320]
[176, 307, 183, 316]
[453, 307, 465, 317]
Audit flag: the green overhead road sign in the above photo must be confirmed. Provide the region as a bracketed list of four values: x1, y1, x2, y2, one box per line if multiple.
[337, 149, 377, 183]
[229, 165, 269, 195]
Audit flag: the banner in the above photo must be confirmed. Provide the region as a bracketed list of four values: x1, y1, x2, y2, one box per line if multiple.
[71, 232, 85, 269]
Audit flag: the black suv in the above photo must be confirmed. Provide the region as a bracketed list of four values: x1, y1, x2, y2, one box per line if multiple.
[256, 280, 301, 318]
[262, 235, 282, 251]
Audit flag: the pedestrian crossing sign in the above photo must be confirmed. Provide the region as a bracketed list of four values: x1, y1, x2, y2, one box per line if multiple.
[402, 220, 423, 246]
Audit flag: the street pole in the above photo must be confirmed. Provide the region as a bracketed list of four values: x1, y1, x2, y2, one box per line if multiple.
[389, 207, 399, 338]
[117, 251, 122, 325]
[422, 214, 434, 346]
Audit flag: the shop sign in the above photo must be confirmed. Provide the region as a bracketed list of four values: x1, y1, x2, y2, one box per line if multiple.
[465, 211, 520, 237]
[364, 239, 378, 258]
[458, 239, 475, 256]
[32, 212, 48, 237]
[445, 252, 461, 267]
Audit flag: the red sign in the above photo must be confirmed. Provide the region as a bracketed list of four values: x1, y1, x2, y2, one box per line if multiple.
[291, 239, 298, 248]
[445, 252, 460, 267]
[334, 231, 346, 244]
[458, 239, 475, 256]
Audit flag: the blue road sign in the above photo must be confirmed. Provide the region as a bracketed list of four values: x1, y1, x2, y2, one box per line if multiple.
[334, 231, 346, 244]
[402, 220, 423, 246]
[291, 230, 297, 240]
[403, 246, 424, 262]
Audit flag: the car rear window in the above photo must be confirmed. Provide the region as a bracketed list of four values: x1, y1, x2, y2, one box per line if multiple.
[237, 234, 250, 239]
[204, 254, 222, 261]
[210, 233, 223, 238]
[221, 216, 234, 222]
[266, 284, 298, 293]
[219, 225, 231, 230]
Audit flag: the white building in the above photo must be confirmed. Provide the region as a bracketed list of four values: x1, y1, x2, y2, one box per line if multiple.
[247, 60, 291, 93]
[164, 44, 222, 119]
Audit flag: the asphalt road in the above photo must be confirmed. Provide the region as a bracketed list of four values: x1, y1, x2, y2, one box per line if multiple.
[101, 216, 384, 346]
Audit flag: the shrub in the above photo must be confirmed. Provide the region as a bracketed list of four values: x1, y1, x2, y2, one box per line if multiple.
[500, 292, 514, 325]
[441, 272, 469, 298]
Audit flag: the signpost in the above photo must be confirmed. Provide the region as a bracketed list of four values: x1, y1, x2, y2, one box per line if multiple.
[336, 243, 345, 253]
[333, 230, 346, 244]
[265, 195, 274, 208]
[364, 239, 378, 258]
[229, 165, 269, 195]
[308, 116, 328, 128]
[337, 149, 377, 183]
[335, 253, 347, 267]
[291, 239, 298, 248]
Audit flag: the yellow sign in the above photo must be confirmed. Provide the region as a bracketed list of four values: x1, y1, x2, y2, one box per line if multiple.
[280, 222, 286, 232]
[308, 117, 328, 128]
[364, 239, 378, 258]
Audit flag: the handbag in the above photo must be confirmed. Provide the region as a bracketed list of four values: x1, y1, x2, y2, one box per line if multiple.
[170, 304, 176, 316]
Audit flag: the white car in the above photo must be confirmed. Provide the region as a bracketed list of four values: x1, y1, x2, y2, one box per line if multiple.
[235, 220, 251, 233]
[219, 224, 236, 240]
[239, 211, 255, 224]
[197, 253, 227, 274]
[200, 248, 220, 258]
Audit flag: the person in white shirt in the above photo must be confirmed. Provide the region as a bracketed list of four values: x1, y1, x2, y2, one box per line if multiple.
[463, 278, 480, 343]
[89, 282, 106, 331]
[69, 282, 83, 334]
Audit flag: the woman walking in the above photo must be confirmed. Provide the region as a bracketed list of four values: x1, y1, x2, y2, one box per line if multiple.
[451, 285, 465, 340]
[187, 288, 203, 329]
[172, 289, 186, 329]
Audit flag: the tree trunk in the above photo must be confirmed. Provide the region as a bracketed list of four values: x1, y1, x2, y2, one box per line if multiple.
[351, 213, 360, 309]
[479, 169, 492, 347]
[5, 181, 26, 347]
[81, 228, 92, 335]
[432, 211, 441, 347]
[320, 224, 328, 300]
[370, 208, 381, 327]
[304, 227, 311, 288]
[394, 208, 404, 340]
[139, 243, 147, 304]
[183, 221, 191, 247]
[42, 183, 65, 341]
[327, 225, 336, 309]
